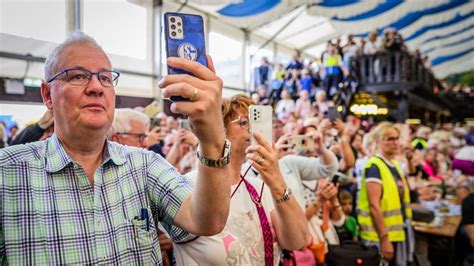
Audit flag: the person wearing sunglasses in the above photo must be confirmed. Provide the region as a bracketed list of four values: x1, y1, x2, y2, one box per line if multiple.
[0, 31, 231, 265]
[357, 122, 414, 266]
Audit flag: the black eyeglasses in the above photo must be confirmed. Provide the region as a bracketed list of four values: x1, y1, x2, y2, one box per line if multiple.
[117, 132, 148, 142]
[48, 68, 120, 87]
[230, 116, 249, 129]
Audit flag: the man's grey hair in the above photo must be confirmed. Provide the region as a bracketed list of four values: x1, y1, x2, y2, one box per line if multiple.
[108, 108, 150, 138]
[44, 31, 108, 81]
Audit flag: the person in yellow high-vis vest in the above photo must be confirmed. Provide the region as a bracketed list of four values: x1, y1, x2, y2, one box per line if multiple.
[357, 122, 414, 266]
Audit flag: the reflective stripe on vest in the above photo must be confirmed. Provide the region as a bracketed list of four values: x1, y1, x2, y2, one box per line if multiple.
[359, 224, 404, 233]
[358, 209, 402, 218]
[357, 157, 412, 242]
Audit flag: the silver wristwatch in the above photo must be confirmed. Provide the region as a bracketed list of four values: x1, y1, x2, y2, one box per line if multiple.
[275, 187, 292, 204]
[196, 139, 232, 168]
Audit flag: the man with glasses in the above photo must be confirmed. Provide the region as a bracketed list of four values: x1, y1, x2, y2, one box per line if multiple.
[108, 108, 150, 149]
[0, 31, 231, 264]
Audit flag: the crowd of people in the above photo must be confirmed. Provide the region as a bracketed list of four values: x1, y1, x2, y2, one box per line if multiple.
[252, 28, 438, 108]
[1, 31, 473, 266]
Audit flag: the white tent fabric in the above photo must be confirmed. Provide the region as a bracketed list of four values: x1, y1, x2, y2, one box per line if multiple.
[183, 0, 474, 78]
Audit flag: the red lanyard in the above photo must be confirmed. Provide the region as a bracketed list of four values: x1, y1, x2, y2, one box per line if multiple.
[231, 165, 265, 203]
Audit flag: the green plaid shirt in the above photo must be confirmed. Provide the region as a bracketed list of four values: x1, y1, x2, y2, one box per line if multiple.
[0, 134, 193, 265]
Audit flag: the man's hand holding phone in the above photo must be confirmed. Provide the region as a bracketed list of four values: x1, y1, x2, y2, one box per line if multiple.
[159, 56, 226, 157]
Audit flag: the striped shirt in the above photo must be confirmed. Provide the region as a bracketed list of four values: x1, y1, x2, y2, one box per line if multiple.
[0, 134, 193, 265]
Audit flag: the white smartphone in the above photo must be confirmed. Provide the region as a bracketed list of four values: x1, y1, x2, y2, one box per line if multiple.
[249, 105, 273, 146]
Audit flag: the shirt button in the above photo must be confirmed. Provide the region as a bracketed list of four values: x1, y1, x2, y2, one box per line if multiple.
[96, 220, 101, 225]
[99, 256, 106, 261]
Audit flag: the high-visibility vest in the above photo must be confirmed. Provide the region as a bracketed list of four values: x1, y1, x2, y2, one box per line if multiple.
[357, 157, 412, 242]
[411, 138, 427, 150]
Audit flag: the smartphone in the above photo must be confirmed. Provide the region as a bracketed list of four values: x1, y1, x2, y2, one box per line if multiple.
[326, 107, 341, 121]
[331, 174, 340, 185]
[179, 119, 190, 130]
[249, 105, 273, 146]
[289, 135, 314, 153]
[164, 12, 207, 102]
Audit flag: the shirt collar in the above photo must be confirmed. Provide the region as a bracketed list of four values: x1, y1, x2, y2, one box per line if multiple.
[45, 134, 74, 173]
[105, 139, 126, 166]
[375, 153, 394, 167]
[45, 134, 126, 173]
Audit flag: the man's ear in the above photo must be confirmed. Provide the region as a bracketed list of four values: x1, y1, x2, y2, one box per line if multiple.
[41, 82, 53, 110]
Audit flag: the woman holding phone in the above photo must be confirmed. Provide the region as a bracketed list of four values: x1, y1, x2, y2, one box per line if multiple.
[174, 94, 309, 265]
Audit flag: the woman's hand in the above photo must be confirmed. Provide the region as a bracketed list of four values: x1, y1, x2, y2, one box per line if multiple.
[245, 132, 286, 192]
[332, 118, 345, 136]
[275, 134, 294, 159]
[306, 130, 327, 155]
[317, 179, 338, 204]
[318, 118, 332, 136]
[181, 129, 199, 148]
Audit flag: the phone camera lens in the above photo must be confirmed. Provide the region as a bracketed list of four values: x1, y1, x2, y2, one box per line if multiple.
[171, 25, 176, 30]
[177, 22, 182, 26]
[178, 29, 182, 33]
[170, 17, 176, 23]
[171, 31, 177, 37]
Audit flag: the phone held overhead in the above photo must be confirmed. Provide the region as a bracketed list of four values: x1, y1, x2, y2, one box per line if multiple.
[164, 12, 207, 102]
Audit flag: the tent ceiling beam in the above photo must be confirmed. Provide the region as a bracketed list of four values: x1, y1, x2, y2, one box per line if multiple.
[246, 5, 305, 31]
[250, 5, 308, 59]
[0, 51, 158, 79]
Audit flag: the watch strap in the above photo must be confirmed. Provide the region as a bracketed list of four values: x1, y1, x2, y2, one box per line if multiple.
[196, 139, 232, 168]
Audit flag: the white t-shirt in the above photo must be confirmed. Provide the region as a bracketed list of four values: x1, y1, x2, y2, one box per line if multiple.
[279, 154, 339, 210]
[363, 40, 381, 55]
[174, 171, 280, 266]
[295, 98, 312, 119]
[275, 99, 295, 120]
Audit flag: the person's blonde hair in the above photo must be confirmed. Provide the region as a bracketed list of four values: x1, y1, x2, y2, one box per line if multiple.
[416, 126, 431, 138]
[371, 122, 400, 142]
[221, 94, 255, 127]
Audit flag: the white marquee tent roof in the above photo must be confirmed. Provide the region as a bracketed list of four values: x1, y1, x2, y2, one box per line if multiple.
[181, 0, 474, 78]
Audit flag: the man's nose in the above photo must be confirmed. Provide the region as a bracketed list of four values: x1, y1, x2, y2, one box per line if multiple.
[85, 74, 105, 94]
